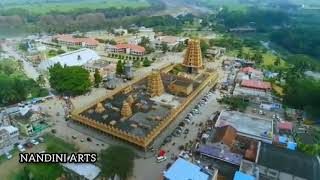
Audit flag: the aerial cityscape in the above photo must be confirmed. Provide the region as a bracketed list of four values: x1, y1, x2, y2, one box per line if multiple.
[0, 0, 319, 180]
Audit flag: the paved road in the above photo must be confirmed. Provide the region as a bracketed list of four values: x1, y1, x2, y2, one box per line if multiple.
[2, 43, 39, 80]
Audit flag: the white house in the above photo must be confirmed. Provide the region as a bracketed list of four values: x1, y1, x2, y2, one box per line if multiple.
[38, 48, 100, 71]
[0, 126, 19, 155]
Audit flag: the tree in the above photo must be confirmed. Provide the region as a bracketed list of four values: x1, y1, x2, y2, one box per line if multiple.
[94, 68, 102, 88]
[37, 75, 46, 87]
[143, 58, 151, 67]
[0, 59, 47, 106]
[138, 36, 150, 47]
[18, 42, 28, 52]
[49, 64, 91, 95]
[161, 42, 169, 53]
[116, 60, 124, 75]
[252, 52, 263, 64]
[237, 49, 244, 58]
[100, 146, 135, 179]
[283, 78, 320, 119]
[274, 57, 281, 66]
[56, 49, 65, 55]
[200, 39, 209, 54]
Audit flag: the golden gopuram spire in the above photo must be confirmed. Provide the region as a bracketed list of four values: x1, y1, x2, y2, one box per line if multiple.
[121, 101, 132, 119]
[182, 39, 203, 72]
[147, 70, 164, 97]
[95, 102, 105, 113]
[127, 94, 134, 106]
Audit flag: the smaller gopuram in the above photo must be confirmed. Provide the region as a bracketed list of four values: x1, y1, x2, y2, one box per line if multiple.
[127, 94, 135, 106]
[121, 101, 132, 119]
[95, 103, 105, 113]
[147, 70, 164, 97]
[182, 39, 203, 73]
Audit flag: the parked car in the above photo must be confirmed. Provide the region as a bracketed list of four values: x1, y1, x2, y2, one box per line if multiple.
[184, 118, 191, 124]
[179, 151, 190, 159]
[5, 152, 12, 160]
[157, 155, 167, 163]
[175, 127, 183, 132]
[38, 137, 44, 143]
[31, 139, 39, 145]
[164, 136, 172, 144]
[17, 144, 26, 152]
[25, 142, 33, 148]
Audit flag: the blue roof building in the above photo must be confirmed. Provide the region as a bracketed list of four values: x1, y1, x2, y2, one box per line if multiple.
[163, 158, 218, 180]
[233, 171, 255, 180]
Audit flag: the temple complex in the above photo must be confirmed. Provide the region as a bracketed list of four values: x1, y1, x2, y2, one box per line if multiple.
[147, 70, 164, 97]
[71, 40, 219, 150]
[182, 39, 203, 73]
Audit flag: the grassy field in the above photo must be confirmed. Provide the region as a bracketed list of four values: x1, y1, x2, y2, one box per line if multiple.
[1, 0, 150, 14]
[227, 47, 287, 67]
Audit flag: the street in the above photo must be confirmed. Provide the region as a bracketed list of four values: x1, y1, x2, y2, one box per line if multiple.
[2, 42, 39, 80]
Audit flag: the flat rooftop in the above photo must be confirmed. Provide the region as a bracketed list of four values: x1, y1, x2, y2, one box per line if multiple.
[215, 111, 273, 143]
[164, 158, 215, 180]
[198, 145, 243, 166]
[258, 143, 320, 180]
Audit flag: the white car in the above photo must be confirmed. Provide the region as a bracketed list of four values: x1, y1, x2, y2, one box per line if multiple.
[179, 151, 190, 159]
[5, 152, 12, 160]
[157, 156, 167, 163]
[31, 139, 39, 145]
[17, 144, 26, 152]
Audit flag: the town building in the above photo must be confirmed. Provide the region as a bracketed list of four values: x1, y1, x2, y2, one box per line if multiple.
[61, 162, 101, 180]
[107, 44, 146, 56]
[233, 80, 273, 103]
[39, 48, 100, 71]
[197, 125, 260, 166]
[233, 171, 255, 180]
[163, 158, 218, 180]
[205, 46, 226, 59]
[138, 27, 155, 41]
[155, 36, 186, 49]
[114, 27, 128, 35]
[168, 79, 194, 96]
[240, 80, 271, 91]
[257, 143, 320, 180]
[215, 111, 273, 143]
[53, 34, 99, 49]
[0, 126, 19, 155]
[83, 61, 116, 78]
[236, 67, 264, 83]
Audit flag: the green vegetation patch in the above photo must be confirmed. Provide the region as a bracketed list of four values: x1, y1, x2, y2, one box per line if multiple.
[100, 145, 135, 179]
[44, 134, 78, 153]
[1, 0, 150, 15]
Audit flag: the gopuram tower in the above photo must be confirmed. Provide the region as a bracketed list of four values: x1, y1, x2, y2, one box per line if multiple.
[182, 39, 203, 73]
[121, 101, 132, 119]
[147, 70, 164, 97]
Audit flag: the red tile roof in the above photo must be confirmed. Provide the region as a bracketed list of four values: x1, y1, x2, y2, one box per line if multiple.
[214, 125, 237, 147]
[115, 44, 146, 52]
[277, 121, 293, 131]
[241, 80, 271, 90]
[54, 34, 98, 46]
